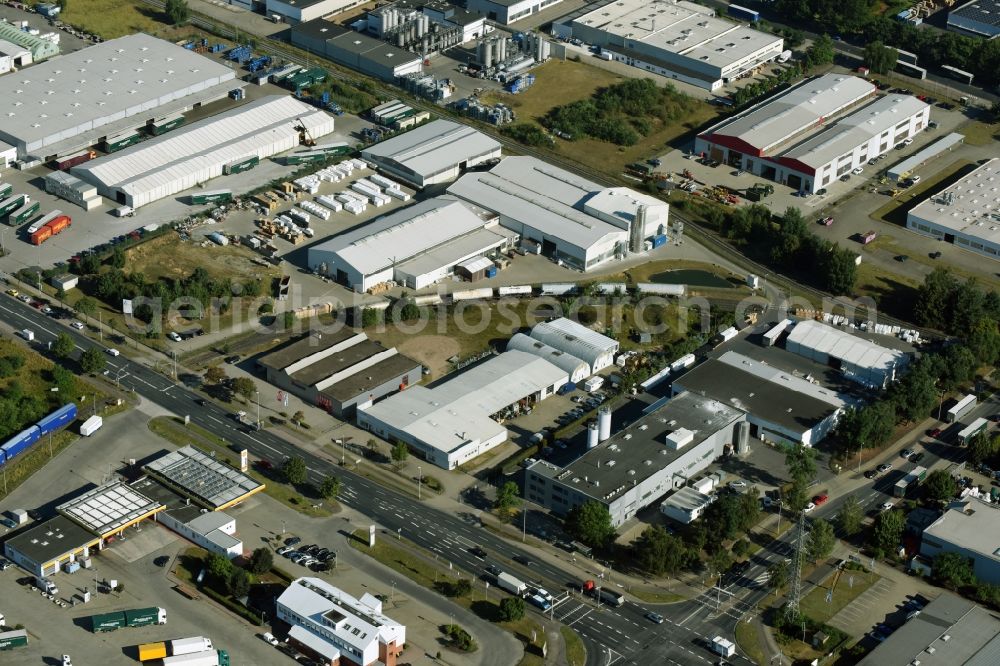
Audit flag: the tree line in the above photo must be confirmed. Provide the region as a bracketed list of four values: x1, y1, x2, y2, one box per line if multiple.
[830, 269, 1000, 457]
[769, 0, 1000, 87]
[718, 204, 858, 295]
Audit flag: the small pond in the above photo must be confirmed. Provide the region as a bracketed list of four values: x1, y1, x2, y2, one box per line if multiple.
[648, 269, 733, 289]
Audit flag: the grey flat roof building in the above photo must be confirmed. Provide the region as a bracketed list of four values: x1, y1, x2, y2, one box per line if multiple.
[290, 19, 424, 82]
[526, 392, 744, 526]
[858, 592, 1000, 666]
[948, 0, 1000, 37]
[3, 515, 100, 577]
[0, 33, 238, 159]
[906, 158, 1000, 262]
[671, 350, 850, 447]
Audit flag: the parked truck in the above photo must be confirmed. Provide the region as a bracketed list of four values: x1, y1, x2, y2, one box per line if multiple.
[89, 607, 166, 632]
[0, 629, 28, 651]
[582, 580, 624, 606]
[162, 650, 229, 666]
[496, 572, 526, 596]
[34, 576, 58, 595]
[947, 394, 977, 423]
[30, 214, 71, 245]
[138, 636, 212, 661]
[958, 417, 989, 445]
[710, 636, 736, 657]
[893, 465, 928, 497]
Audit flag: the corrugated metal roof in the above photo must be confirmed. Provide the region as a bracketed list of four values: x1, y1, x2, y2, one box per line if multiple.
[448, 156, 627, 251]
[704, 74, 875, 154]
[783, 95, 929, 169]
[309, 196, 493, 276]
[73, 96, 333, 204]
[362, 119, 499, 179]
[530, 318, 618, 367]
[0, 33, 232, 150]
[785, 319, 907, 375]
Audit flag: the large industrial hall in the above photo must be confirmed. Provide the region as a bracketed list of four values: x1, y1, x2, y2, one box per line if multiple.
[448, 156, 669, 270]
[695, 74, 930, 193]
[358, 350, 569, 469]
[0, 33, 239, 161]
[72, 96, 335, 208]
[553, 0, 784, 90]
[306, 196, 517, 292]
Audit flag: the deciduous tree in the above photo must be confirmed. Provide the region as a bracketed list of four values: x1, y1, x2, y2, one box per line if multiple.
[565, 500, 616, 549]
[806, 519, 836, 562]
[79, 347, 106, 374]
[282, 456, 307, 485]
[836, 495, 863, 537]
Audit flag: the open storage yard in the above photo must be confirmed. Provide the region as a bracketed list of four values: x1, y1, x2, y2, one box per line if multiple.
[126, 233, 278, 284]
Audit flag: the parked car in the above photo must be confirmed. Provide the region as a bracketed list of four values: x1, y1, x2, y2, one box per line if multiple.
[804, 502, 816, 513]
[812, 494, 829, 506]
[71, 321, 84, 330]
[910, 452, 925, 464]
[927, 428, 942, 438]
[852, 167, 864, 175]
[881, 501, 895, 512]
[284, 536, 302, 546]
[877, 463, 892, 473]
[262, 632, 280, 646]
[864, 470, 878, 480]
[901, 449, 914, 458]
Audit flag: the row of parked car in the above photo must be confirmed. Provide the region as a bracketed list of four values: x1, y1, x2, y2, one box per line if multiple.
[277, 537, 336, 571]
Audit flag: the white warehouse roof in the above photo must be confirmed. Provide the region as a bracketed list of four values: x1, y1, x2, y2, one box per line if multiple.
[361, 350, 568, 456]
[361, 119, 500, 180]
[507, 332, 590, 382]
[784, 94, 929, 169]
[529, 318, 619, 370]
[785, 319, 908, 379]
[308, 197, 495, 276]
[0, 33, 237, 157]
[73, 96, 334, 207]
[702, 74, 876, 154]
[447, 156, 627, 249]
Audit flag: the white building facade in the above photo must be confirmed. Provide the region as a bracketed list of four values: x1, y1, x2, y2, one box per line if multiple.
[695, 75, 929, 193]
[277, 577, 406, 666]
[906, 158, 1000, 261]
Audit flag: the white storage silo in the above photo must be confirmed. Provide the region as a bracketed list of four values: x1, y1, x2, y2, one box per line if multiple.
[598, 406, 612, 442]
[587, 422, 600, 449]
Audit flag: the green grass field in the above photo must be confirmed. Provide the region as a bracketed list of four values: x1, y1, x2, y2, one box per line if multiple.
[800, 570, 877, 625]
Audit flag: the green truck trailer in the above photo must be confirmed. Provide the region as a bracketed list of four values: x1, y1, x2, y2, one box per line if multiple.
[0, 629, 28, 650]
[190, 190, 233, 205]
[149, 115, 185, 136]
[9, 201, 40, 226]
[223, 155, 259, 175]
[90, 606, 166, 633]
[0, 194, 27, 219]
[103, 132, 143, 153]
[0, 183, 12, 199]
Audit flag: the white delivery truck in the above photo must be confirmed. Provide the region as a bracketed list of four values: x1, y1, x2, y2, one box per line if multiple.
[496, 572, 527, 596]
[710, 636, 736, 657]
[79, 415, 103, 436]
[169, 637, 213, 656]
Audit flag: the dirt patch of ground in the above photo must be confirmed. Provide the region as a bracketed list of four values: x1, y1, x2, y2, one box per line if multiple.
[396, 335, 461, 379]
[127, 233, 275, 283]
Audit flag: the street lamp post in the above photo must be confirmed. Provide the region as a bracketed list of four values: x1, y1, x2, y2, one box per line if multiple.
[255, 390, 260, 430]
[417, 465, 422, 499]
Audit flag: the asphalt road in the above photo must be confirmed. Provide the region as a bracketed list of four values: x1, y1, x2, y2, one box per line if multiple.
[0, 295, 755, 666]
